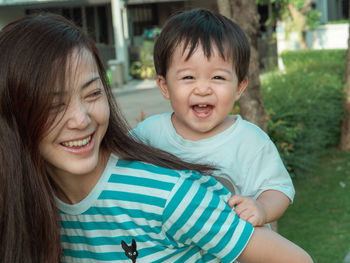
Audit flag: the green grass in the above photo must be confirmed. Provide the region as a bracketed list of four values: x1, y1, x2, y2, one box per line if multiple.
[278, 149, 350, 263]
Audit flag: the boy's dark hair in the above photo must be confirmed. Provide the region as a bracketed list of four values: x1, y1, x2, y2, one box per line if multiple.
[154, 8, 250, 82]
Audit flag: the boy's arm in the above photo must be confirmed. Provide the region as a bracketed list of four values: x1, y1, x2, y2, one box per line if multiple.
[238, 226, 313, 263]
[228, 190, 290, 226]
[163, 172, 312, 263]
[256, 189, 290, 223]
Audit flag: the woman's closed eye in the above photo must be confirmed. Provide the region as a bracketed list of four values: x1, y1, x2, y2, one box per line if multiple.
[86, 89, 103, 100]
[49, 103, 65, 111]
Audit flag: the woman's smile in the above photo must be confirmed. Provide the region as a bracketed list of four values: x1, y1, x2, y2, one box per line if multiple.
[60, 133, 95, 154]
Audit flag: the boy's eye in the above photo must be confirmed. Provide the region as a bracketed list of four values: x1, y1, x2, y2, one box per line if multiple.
[213, 76, 225, 80]
[183, 76, 194, 80]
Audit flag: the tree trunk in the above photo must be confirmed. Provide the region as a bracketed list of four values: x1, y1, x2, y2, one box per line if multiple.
[217, 0, 231, 18]
[265, 2, 276, 70]
[219, 0, 267, 131]
[339, 4, 350, 151]
[287, 0, 312, 50]
[217, 0, 278, 230]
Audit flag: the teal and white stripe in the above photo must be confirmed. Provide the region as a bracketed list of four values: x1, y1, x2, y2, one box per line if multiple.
[60, 154, 253, 262]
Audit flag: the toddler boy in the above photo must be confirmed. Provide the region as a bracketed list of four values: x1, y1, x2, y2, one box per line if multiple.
[133, 8, 294, 227]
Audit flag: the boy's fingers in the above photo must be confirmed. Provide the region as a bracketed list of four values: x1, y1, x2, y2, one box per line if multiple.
[235, 205, 253, 219]
[247, 216, 259, 226]
[228, 195, 243, 207]
[238, 210, 252, 221]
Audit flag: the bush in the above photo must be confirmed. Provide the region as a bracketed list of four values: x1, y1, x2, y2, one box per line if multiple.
[130, 40, 156, 79]
[262, 50, 345, 177]
[281, 50, 345, 76]
[106, 69, 112, 86]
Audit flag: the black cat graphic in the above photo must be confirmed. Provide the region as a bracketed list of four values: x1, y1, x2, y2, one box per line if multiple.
[121, 239, 138, 263]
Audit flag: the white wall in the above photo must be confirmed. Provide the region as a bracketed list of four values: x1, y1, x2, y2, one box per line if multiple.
[277, 22, 349, 51]
[307, 23, 349, 49]
[276, 22, 349, 69]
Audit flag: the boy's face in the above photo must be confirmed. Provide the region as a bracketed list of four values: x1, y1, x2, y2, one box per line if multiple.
[157, 43, 248, 141]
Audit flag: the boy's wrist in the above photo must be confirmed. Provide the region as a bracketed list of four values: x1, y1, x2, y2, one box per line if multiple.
[255, 200, 267, 225]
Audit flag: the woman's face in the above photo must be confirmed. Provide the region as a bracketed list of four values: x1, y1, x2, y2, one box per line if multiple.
[39, 49, 110, 181]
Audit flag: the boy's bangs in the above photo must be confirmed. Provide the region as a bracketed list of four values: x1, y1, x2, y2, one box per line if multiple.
[179, 36, 234, 64]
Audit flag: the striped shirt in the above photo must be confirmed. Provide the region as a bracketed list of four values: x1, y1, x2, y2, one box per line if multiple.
[59, 154, 254, 262]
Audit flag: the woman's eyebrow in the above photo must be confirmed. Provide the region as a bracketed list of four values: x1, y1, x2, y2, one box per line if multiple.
[52, 75, 101, 95]
[82, 76, 100, 89]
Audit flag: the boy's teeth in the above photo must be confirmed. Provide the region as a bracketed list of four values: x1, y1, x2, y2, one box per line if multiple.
[198, 104, 207, 107]
[62, 136, 91, 147]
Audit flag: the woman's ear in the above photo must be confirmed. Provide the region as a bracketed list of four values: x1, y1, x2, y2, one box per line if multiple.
[157, 75, 170, 99]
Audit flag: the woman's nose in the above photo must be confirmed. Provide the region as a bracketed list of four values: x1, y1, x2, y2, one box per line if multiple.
[66, 100, 91, 129]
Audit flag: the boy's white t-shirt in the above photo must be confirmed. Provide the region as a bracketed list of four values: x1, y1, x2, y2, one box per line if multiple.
[132, 112, 295, 201]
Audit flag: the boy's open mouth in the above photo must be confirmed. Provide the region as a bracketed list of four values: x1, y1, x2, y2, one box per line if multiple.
[192, 104, 213, 118]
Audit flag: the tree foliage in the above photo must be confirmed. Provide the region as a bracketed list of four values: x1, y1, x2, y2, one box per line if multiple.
[257, 0, 320, 50]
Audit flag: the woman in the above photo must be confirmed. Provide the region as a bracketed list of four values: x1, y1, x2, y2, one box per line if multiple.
[0, 14, 312, 263]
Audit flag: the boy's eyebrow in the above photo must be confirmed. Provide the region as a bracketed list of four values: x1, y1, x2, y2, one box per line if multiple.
[175, 67, 233, 74]
[176, 68, 192, 74]
[213, 68, 233, 74]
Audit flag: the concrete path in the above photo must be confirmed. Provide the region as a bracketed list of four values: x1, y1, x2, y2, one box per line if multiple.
[113, 80, 172, 128]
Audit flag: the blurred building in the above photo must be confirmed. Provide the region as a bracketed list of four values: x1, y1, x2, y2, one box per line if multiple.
[0, 0, 118, 70]
[314, 0, 348, 24]
[276, 0, 349, 69]
[0, 0, 348, 83]
[0, 0, 219, 86]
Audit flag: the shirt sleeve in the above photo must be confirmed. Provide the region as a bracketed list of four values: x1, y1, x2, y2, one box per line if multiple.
[130, 122, 148, 143]
[131, 114, 162, 145]
[246, 140, 295, 202]
[162, 172, 254, 263]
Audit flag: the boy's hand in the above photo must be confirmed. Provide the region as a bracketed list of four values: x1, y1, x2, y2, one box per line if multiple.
[228, 195, 267, 227]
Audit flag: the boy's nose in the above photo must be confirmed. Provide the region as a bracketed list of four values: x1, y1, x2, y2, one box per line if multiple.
[66, 102, 91, 129]
[193, 84, 213, 96]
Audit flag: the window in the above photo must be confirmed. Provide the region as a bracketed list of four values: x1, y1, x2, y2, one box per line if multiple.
[26, 4, 112, 45]
[128, 4, 158, 36]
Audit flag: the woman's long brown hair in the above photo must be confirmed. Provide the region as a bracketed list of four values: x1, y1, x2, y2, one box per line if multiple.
[0, 116, 60, 262]
[0, 13, 214, 263]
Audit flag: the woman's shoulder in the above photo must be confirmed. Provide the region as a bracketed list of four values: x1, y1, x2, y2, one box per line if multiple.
[111, 157, 225, 194]
[115, 158, 185, 180]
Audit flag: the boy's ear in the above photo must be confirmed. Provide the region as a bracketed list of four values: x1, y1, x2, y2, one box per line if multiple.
[157, 75, 170, 99]
[236, 77, 248, 99]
